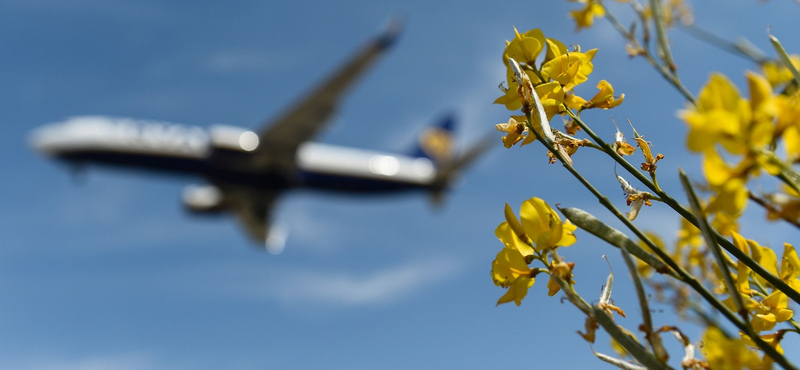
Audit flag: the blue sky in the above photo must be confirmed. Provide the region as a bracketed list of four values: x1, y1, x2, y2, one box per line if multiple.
[2, 1, 800, 369]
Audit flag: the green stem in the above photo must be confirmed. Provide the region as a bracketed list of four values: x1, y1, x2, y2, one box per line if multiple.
[628, 0, 651, 48]
[600, 0, 696, 105]
[770, 32, 800, 87]
[650, 172, 662, 193]
[681, 25, 769, 64]
[619, 243, 667, 360]
[777, 166, 800, 196]
[678, 169, 748, 322]
[566, 110, 800, 306]
[547, 255, 672, 370]
[648, 0, 676, 72]
[748, 191, 800, 230]
[533, 110, 798, 369]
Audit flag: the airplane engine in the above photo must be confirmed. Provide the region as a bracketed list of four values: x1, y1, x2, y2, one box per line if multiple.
[209, 125, 259, 152]
[182, 184, 226, 213]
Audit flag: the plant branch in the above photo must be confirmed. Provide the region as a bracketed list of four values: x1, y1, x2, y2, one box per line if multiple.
[565, 110, 800, 305]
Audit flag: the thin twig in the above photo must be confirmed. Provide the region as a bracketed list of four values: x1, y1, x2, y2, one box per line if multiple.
[566, 110, 800, 306]
[748, 191, 800, 230]
[649, 0, 677, 72]
[599, 0, 697, 105]
[551, 111, 797, 369]
[681, 25, 769, 64]
[679, 170, 748, 322]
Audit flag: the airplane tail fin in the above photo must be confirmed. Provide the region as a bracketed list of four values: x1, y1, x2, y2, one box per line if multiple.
[411, 114, 494, 206]
[428, 133, 494, 205]
[409, 113, 457, 167]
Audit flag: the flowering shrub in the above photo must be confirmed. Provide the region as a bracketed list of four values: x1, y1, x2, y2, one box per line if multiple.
[490, 1, 800, 369]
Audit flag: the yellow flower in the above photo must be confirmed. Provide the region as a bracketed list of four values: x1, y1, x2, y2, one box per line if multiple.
[516, 197, 577, 251]
[568, 1, 605, 30]
[701, 327, 761, 370]
[643, 0, 693, 27]
[491, 248, 530, 287]
[672, 219, 709, 280]
[702, 150, 756, 189]
[711, 210, 739, 237]
[705, 178, 748, 217]
[748, 237, 778, 287]
[634, 136, 664, 175]
[746, 72, 778, 155]
[543, 37, 568, 65]
[495, 203, 534, 257]
[682, 72, 775, 157]
[682, 73, 751, 155]
[764, 191, 800, 223]
[564, 92, 588, 111]
[534, 81, 567, 122]
[580, 80, 624, 109]
[751, 290, 793, 332]
[748, 71, 779, 124]
[777, 92, 800, 161]
[614, 140, 636, 156]
[676, 217, 702, 250]
[503, 27, 545, 67]
[496, 274, 535, 306]
[494, 63, 540, 111]
[779, 243, 800, 291]
[785, 125, 800, 162]
[495, 118, 529, 148]
[540, 42, 597, 92]
[546, 260, 575, 296]
[741, 330, 787, 369]
[491, 248, 535, 306]
[732, 232, 753, 295]
[762, 55, 800, 88]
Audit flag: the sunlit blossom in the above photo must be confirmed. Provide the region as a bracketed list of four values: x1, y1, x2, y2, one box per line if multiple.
[516, 197, 577, 251]
[503, 27, 545, 66]
[568, 0, 605, 30]
[581, 80, 625, 110]
[751, 290, 793, 332]
[491, 248, 536, 306]
[541, 44, 597, 92]
[633, 136, 664, 175]
[701, 327, 762, 370]
[495, 118, 529, 148]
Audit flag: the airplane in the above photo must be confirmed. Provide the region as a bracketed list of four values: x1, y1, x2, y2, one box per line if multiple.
[30, 19, 491, 254]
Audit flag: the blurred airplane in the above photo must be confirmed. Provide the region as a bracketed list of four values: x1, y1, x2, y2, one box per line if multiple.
[30, 19, 490, 253]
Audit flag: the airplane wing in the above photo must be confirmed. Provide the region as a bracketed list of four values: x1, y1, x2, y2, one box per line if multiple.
[222, 184, 278, 245]
[253, 18, 404, 168]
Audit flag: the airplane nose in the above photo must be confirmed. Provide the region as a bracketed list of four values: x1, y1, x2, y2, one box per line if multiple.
[29, 116, 117, 157]
[29, 124, 65, 156]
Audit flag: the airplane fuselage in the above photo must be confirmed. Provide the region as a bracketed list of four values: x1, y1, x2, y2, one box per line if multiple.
[28, 20, 462, 249]
[32, 116, 437, 194]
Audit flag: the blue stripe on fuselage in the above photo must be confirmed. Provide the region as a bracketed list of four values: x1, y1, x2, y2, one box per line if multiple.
[58, 151, 210, 176]
[57, 150, 429, 194]
[56, 150, 286, 188]
[296, 170, 427, 194]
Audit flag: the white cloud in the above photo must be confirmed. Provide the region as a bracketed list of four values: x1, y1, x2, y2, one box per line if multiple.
[6, 353, 161, 370]
[204, 49, 307, 75]
[270, 257, 460, 306]
[178, 257, 463, 308]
